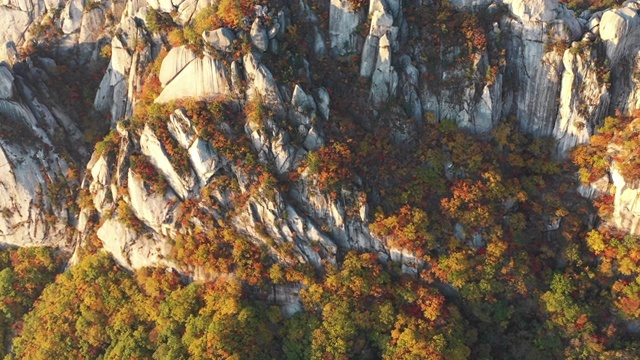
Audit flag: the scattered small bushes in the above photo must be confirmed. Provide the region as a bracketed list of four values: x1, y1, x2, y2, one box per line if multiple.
[244, 96, 267, 126]
[347, 0, 367, 11]
[216, 0, 257, 28]
[149, 116, 192, 177]
[94, 128, 120, 158]
[560, 0, 624, 12]
[182, 99, 260, 175]
[84, 1, 102, 12]
[572, 113, 640, 184]
[167, 28, 185, 47]
[145, 8, 178, 33]
[116, 199, 145, 232]
[99, 44, 112, 59]
[303, 142, 354, 194]
[129, 153, 168, 195]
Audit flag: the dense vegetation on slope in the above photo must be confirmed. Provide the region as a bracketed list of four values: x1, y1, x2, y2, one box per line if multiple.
[0, 247, 63, 359]
[573, 111, 640, 185]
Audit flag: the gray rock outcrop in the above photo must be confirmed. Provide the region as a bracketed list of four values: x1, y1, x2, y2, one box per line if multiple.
[140, 124, 197, 200]
[611, 167, 640, 235]
[156, 54, 231, 103]
[370, 34, 397, 106]
[158, 46, 197, 86]
[329, 0, 361, 55]
[0, 62, 87, 251]
[553, 44, 610, 158]
[250, 18, 269, 52]
[202, 28, 235, 53]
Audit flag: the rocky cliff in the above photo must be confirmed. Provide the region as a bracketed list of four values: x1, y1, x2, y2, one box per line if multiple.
[0, 0, 640, 276]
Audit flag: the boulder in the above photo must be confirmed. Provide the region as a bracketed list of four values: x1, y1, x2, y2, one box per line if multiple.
[316, 87, 330, 120]
[553, 47, 609, 158]
[587, 15, 601, 34]
[272, 132, 296, 174]
[277, 8, 290, 39]
[398, 55, 421, 120]
[268, 22, 280, 39]
[97, 218, 170, 269]
[250, 18, 269, 52]
[291, 85, 316, 115]
[580, 10, 593, 20]
[202, 28, 236, 52]
[329, 0, 361, 55]
[582, 32, 597, 41]
[89, 155, 111, 212]
[0, 8, 30, 49]
[93, 63, 115, 113]
[303, 126, 323, 151]
[611, 167, 640, 235]
[167, 109, 196, 149]
[79, 7, 106, 43]
[127, 170, 175, 232]
[360, 35, 379, 78]
[164, 105, 224, 184]
[254, 4, 268, 17]
[176, 0, 216, 25]
[554, 12, 583, 41]
[626, 0, 640, 11]
[189, 138, 223, 184]
[371, 34, 397, 106]
[90, 154, 110, 186]
[600, 7, 640, 64]
[243, 52, 285, 116]
[96, 35, 134, 122]
[159, 46, 198, 87]
[504, 0, 559, 23]
[473, 85, 494, 133]
[369, 7, 393, 37]
[156, 54, 231, 103]
[311, 26, 327, 56]
[61, 0, 84, 34]
[0, 66, 14, 100]
[368, 0, 401, 18]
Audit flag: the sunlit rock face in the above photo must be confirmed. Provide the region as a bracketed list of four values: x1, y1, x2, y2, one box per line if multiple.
[610, 167, 640, 236]
[0, 62, 85, 250]
[553, 45, 609, 158]
[329, 0, 362, 55]
[156, 51, 232, 103]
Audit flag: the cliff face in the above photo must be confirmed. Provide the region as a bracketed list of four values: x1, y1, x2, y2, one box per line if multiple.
[0, 59, 88, 249]
[1, 0, 640, 271]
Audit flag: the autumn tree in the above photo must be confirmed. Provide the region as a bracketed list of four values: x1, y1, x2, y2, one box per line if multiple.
[0, 247, 62, 358]
[11, 253, 153, 359]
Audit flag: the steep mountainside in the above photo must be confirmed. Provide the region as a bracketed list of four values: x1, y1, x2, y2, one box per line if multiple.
[4, 0, 640, 358]
[0, 0, 636, 268]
